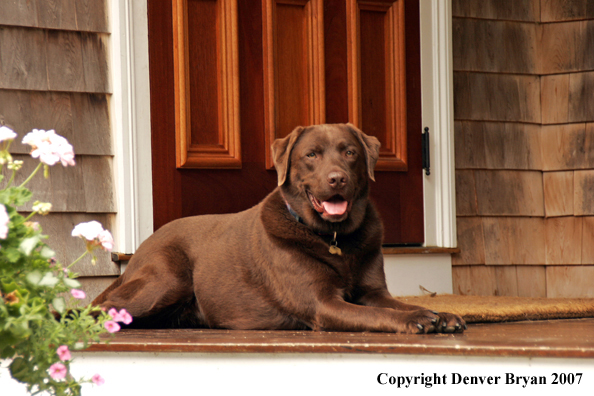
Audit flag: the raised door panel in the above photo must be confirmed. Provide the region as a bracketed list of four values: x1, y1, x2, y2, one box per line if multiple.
[263, 0, 325, 168]
[347, 0, 407, 171]
[173, 0, 241, 168]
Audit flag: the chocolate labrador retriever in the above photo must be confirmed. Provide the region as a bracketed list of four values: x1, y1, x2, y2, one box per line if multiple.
[93, 123, 465, 333]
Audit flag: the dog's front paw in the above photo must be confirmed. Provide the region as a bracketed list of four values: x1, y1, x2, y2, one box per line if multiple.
[400, 310, 443, 334]
[399, 310, 466, 334]
[433, 311, 466, 333]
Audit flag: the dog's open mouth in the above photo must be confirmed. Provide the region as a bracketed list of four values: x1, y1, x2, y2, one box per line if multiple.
[307, 192, 351, 219]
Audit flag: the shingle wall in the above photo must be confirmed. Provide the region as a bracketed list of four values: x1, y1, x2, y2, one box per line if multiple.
[453, 0, 594, 297]
[0, 0, 117, 295]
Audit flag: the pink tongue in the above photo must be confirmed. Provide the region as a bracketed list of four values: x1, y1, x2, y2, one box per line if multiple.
[322, 200, 348, 215]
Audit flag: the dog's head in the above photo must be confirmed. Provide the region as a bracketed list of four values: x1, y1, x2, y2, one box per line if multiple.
[272, 123, 381, 234]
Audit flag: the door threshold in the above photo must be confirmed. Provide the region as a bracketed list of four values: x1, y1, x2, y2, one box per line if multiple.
[382, 246, 460, 255]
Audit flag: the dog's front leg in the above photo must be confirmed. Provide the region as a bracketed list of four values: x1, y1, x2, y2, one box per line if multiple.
[356, 289, 466, 333]
[313, 297, 441, 334]
[357, 288, 426, 311]
[355, 254, 466, 333]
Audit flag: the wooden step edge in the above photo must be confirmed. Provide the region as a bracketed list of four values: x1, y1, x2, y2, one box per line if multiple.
[112, 247, 461, 262]
[381, 247, 460, 255]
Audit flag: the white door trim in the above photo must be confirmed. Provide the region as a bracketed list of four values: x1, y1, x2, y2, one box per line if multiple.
[420, 0, 457, 248]
[109, 0, 154, 254]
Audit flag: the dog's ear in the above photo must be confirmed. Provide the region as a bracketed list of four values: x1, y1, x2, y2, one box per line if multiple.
[346, 123, 381, 181]
[271, 126, 306, 186]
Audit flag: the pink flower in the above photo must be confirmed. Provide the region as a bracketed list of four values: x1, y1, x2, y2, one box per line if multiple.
[92, 374, 105, 386]
[98, 229, 114, 251]
[71, 221, 114, 252]
[48, 362, 67, 380]
[120, 310, 133, 325]
[54, 137, 75, 166]
[22, 129, 75, 167]
[71, 289, 86, 299]
[108, 308, 133, 325]
[24, 221, 40, 231]
[104, 320, 121, 333]
[0, 126, 17, 142]
[0, 204, 9, 240]
[56, 345, 71, 361]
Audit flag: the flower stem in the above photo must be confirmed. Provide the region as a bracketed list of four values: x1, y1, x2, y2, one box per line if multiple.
[21, 212, 36, 223]
[5, 169, 17, 188]
[19, 162, 43, 188]
[67, 250, 89, 270]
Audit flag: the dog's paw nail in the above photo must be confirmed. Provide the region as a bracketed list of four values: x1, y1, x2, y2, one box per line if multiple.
[417, 324, 424, 331]
[430, 310, 439, 315]
[441, 322, 447, 328]
[464, 323, 468, 330]
[455, 324, 461, 330]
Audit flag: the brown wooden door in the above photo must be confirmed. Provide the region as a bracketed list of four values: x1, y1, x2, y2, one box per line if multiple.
[148, 0, 423, 245]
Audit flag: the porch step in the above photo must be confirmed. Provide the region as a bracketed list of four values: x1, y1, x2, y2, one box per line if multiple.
[88, 318, 594, 358]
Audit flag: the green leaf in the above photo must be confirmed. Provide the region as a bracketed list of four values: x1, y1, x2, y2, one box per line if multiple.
[3, 247, 22, 263]
[0, 331, 18, 359]
[4, 187, 33, 207]
[63, 278, 81, 289]
[1, 343, 16, 360]
[19, 236, 40, 256]
[9, 357, 33, 384]
[8, 320, 30, 338]
[40, 246, 56, 259]
[52, 297, 66, 314]
[38, 272, 59, 287]
[0, 190, 10, 205]
[26, 271, 43, 286]
[0, 280, 26, 296]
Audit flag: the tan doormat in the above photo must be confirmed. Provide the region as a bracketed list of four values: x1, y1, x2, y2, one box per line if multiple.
[398, 294, 594, 323]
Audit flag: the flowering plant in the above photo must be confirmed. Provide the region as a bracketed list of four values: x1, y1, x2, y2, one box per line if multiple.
[0, 127, 130, 395]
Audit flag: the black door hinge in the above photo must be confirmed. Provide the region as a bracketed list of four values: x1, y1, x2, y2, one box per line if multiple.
[422, 127, 430, 176]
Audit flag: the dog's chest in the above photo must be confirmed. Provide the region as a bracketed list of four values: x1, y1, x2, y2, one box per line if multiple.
[322, 252, 362, 294]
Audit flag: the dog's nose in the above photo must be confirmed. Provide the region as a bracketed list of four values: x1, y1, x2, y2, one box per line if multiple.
[327, 171, 348, 188]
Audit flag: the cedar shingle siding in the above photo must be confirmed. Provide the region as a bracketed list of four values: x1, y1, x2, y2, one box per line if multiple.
[453, 0, 594, 297]
[0, 0, 116, 302]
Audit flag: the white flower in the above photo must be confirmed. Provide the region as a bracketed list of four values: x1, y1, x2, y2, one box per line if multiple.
[72, 221, 114, 252]
[72, 221, 104, 240]
[32, 201, 52, 215]
[0, 126, 17, 142]
[7, 160, 23, 171]
[22, 129, 75, 167]
[0, 126, 17, 165]
[0, 204, 9, 239]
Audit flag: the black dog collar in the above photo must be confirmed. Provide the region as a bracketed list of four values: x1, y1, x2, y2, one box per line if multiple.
[285, 202, 303, 224]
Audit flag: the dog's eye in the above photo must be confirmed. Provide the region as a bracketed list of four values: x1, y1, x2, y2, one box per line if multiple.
[306, 152, 317, 159]
[346, 150, 355, 157]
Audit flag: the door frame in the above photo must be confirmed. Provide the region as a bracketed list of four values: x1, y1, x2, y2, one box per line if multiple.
[109, 0, 154, 255]
[109, 0, 456, 253]
[419, 0, 456, 248]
